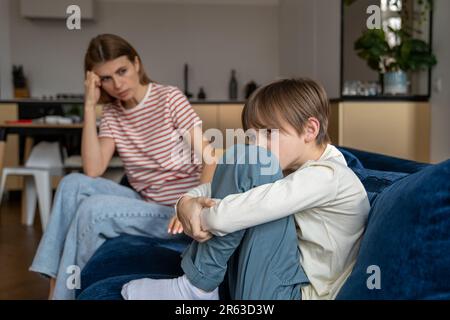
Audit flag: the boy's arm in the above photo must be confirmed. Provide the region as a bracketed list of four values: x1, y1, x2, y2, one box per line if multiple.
[201, 163, 339, 236]
[174, 183, 212, 219]
[174, 183, 214, 241]
[184, 183, 211, 198]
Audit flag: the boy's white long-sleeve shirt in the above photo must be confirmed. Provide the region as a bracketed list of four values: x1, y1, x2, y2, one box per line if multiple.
[178, 145, 370, 300]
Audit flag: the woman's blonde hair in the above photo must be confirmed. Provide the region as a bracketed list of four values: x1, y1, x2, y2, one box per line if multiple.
[84, 34, 152, 104]
[242, 78, 330, 146]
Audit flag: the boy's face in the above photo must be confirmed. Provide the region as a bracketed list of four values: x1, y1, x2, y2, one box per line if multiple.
[253, 120, 307, 171]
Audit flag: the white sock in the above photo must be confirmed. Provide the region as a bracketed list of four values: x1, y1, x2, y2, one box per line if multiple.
[121, 274, 219, 300]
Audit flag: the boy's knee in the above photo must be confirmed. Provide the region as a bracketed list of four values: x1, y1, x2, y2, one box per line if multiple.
[212, 144, 282, 196]
[223, 144, 280, 172]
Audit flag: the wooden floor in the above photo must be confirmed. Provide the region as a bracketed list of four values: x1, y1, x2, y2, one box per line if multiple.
[0, 192, 48, 300]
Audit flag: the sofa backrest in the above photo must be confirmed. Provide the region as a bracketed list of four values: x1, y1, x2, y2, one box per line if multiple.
[339, 147, 415, 206]
[336, 149, 450, 300]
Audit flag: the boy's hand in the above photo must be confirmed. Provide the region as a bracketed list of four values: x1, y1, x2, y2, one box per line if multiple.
[177, 196, 215, 242]
[167, 215, 184, 235]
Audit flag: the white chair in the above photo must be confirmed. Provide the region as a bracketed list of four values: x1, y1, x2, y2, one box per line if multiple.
[0, 141, 64, 231]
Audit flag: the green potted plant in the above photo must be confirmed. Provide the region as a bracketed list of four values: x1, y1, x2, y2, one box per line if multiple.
[354, 28, 437, 95]
[352, 0, 437, 95]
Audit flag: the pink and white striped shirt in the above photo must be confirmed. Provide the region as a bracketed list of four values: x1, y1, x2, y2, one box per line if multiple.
[98, 83, 202, 206]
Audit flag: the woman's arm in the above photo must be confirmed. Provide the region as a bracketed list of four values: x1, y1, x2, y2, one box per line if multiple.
[188, 124, 217, 184]
[81, 71, 115, 177]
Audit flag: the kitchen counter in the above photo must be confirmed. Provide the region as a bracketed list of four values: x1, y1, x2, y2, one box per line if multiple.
[1, 95, 429, 105]
[0, 99, 246, 105]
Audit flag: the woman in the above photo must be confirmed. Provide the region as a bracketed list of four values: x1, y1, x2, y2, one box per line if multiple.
[29, 34, 216, 300]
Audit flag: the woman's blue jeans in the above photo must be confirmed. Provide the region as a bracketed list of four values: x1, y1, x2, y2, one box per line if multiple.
[30, 173, 188, 300]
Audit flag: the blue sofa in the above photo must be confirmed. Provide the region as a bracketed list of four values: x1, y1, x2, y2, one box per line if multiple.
[77, 147, 450, 300]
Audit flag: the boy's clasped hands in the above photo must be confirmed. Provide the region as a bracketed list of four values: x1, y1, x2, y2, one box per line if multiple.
[167, 196, 216, 243]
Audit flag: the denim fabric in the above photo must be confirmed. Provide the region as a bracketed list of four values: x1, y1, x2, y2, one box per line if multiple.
[30, 173, 187, 300]
[337, 160, 450, 299]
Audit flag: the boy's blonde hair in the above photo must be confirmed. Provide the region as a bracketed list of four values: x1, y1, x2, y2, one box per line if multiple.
[242, 78, 330, 146]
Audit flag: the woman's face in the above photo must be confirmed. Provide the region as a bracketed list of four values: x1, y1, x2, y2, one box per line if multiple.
[92, 55, 141, 101]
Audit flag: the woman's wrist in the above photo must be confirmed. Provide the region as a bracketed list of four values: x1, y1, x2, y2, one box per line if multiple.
[83, 104, 97, 121]
[84, 102, 96, 111]
[175, 195, 192, 217]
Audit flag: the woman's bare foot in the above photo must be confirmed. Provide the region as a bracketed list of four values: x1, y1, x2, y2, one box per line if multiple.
[48, 278, 56, 300]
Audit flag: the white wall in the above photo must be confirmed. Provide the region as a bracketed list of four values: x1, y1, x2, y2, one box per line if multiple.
[8, 0, 279, 100]
[278, 0, 340, 98]
[279, 0, 315, 78]
[430, 0, 450, 163]
[0, 0, 13, 99]
[5, 0, 341, 101]
[314, 0, 341, 99]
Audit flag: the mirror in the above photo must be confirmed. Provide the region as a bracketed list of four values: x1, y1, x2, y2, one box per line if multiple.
[341, 0, 434, 97]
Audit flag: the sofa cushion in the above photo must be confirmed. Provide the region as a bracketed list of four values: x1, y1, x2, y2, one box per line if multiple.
[339, 147, 365, 170]
[76, 235, 188, 298]
[336, 160, 450, 299]
[339, 147, 409, 205]
[352, 168, 409, 205]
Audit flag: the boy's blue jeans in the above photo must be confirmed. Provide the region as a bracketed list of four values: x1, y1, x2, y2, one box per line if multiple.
[78, 144, 309, 300]
[182, 144, 309, 299]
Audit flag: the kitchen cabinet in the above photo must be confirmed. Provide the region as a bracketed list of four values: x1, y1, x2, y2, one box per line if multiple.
[218, 104, 244, 134]
[328, 101, 430, 163]
[191, 104, 219, 132]
[0, 103, 22, 190]
[192, 103, 244, 135]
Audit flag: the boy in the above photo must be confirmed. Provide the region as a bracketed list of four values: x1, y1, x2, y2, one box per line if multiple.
[121, 78, 370, 300]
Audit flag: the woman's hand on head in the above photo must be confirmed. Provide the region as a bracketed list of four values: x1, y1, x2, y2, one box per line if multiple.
[84, 71, 101, 108]
[176, 196, 216, 242]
